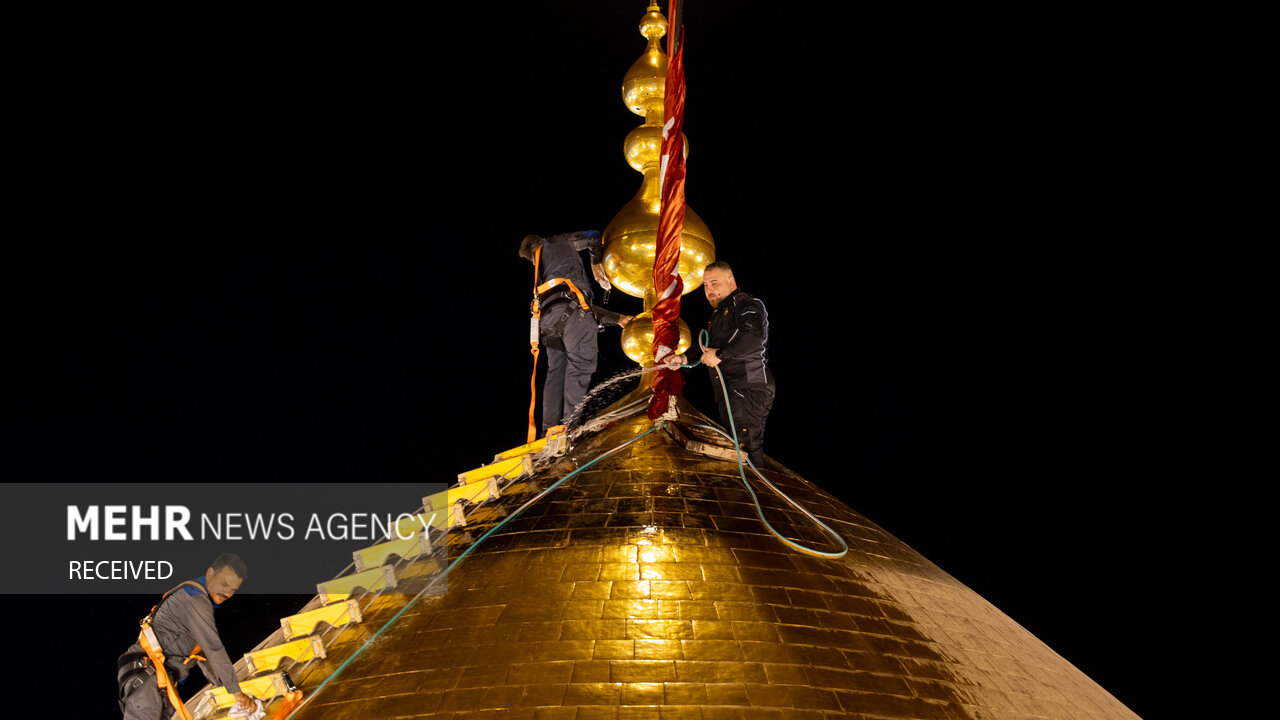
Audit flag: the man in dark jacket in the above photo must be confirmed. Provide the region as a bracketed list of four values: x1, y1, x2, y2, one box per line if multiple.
[520, 231, 631, 434]
[118, 553, 254, 718]
[664, 261, 774, 466]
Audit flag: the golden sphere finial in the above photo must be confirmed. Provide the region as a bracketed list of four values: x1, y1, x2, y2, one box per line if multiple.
[622, 311, 692, 367]
[604, 1, 715, 365]
[622, 7, 668, 119]
[639, 4, 667, 41]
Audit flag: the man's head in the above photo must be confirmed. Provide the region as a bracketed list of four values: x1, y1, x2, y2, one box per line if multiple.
[518, 234, 544, 263]
[205, 553, 247, 604]
[702, 261, 737, 308]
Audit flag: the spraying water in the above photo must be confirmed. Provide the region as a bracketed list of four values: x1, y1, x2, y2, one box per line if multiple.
[563, 338, 706, 434]
[562, 364, 651, 432]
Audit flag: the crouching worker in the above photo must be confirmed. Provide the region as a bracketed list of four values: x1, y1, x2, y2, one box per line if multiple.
[118, 553, 255, 719]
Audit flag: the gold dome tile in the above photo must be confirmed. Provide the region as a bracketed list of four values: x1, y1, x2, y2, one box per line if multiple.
[260, 394, 1140, 720]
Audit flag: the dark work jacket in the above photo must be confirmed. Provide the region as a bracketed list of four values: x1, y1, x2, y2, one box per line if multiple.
[706, 288, 773, 387]
[537, 230, 620, 326]
[128, 576, 241, 694]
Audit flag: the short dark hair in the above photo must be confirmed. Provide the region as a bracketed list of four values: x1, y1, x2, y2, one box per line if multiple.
[704, 260, 733, 275]
[519, 234, 543, 262]
[210, 553, 248, 580]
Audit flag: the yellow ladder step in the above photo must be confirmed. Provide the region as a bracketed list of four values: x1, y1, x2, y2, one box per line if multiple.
[353, 531, 433, 572]
[202, 672, 291, 710]
[280, 598, 362, 640]
[448, 477, 500, 507]
[316, 565, 397, 604]
[492, 425, 567, 461]
[395, 509, 447, 536]
[420, 490, 460, 528]
[420, 480, 501, 530]
[242, 636, 326, 674]
[457, 455, 529, 485]
[419, 482, 498, 530]
[492, 436, 547, 461]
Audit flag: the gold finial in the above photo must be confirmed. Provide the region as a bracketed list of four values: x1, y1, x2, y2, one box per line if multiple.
[603, 2, 715, 366]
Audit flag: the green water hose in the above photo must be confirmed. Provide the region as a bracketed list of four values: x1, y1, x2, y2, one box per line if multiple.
[680, 329, 849, 559]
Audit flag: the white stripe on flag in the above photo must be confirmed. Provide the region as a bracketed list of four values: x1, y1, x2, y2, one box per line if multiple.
[658, 278, 679, 301]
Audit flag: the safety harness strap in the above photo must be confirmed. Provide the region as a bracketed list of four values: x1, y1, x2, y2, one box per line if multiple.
[134, 579, 213, 720]
[117, 659, 152, 703]
[118, 650, 149, 671]
[138, 625, 196, 720]
[535, 278, 590, 311]
[528, 245, 543, 443]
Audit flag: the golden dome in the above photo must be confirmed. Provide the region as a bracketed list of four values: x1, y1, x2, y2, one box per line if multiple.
[176, 5, 1138, 716]
[265, 395, 1140, 720]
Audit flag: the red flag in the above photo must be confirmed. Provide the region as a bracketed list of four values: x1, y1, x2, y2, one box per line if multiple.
[648, 1, 687, 420]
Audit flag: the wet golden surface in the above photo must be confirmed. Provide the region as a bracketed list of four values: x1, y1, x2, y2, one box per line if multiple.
[288, 398, 1140, 719]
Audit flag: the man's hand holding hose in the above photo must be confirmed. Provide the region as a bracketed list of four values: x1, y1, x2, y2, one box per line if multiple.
[661, 346, 718, 369]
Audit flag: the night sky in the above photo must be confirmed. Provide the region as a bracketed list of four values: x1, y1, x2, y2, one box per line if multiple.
[11, 3, 1167, 717]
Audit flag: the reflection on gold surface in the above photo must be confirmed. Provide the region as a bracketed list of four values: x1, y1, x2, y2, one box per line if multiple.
[226, 3, 1142, 716]
[604, 2, 715, 348]
[283, 395, 1141, 720]
[621, 311, 691, 365]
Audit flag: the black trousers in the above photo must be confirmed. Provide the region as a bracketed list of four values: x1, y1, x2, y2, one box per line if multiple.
[712, 381, 775, 466]
[540, 304, 598, 432]
[118, 649, 167, 719]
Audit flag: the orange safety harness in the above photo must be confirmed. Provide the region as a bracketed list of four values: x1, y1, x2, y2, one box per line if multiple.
[132, 580, 212, 720]
[527, 244, 590, 442]
[123, 580, 306, 719]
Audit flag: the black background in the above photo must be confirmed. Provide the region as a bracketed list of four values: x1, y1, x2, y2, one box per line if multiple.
[10, 3, 1175, 717]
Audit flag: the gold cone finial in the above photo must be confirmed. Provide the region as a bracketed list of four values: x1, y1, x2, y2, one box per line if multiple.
[604, 2, 715, 366]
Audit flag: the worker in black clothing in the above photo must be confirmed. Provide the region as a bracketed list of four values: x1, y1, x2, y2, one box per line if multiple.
[520, 231, 632, 434]
[664, 261, 775, 466]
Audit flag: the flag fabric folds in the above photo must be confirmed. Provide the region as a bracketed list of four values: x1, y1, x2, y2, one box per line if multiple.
[648, 1, 687, 419]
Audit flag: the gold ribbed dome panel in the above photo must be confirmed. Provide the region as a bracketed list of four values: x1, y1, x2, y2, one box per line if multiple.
[287, 398, 1139, 720]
